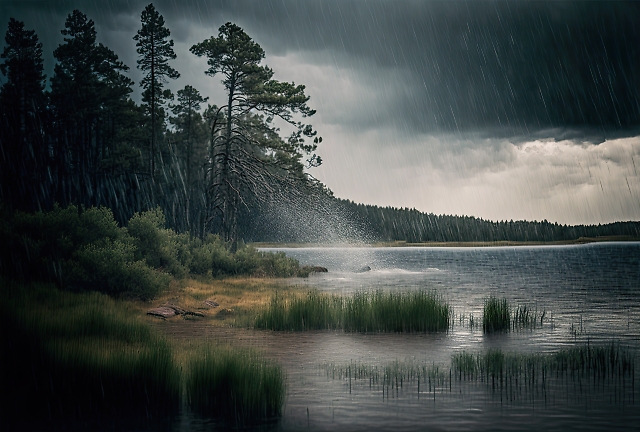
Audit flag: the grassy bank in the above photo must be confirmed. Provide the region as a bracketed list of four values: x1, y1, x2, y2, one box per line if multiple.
[0, 279, 285, 425]
[254, 289, 452, 332]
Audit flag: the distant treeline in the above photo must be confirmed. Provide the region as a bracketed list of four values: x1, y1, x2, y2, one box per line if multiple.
[334, 199, 640, 243]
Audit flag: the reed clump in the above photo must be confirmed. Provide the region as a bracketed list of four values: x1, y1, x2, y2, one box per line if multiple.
[482, 296, 546, 333]
[483, 296, 511, 332]
[255, 289, 452, 332]
[186, 345, 285, 424]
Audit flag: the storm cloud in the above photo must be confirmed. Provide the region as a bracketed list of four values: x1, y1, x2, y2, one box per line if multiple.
[1, 1, 639, 224]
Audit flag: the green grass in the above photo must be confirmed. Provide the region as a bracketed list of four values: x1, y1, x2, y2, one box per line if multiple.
[323, 343, 637, 404]
[254, 289, 452, 332]
[1, 279, 286, 425]
[482, 296, 511, 332]
[1, 279, 181, 421]
[186, 345, 285, 424]
[322, 359, 447, 392]
[482, 296, 546, 333]
[452, 343, 636, 384]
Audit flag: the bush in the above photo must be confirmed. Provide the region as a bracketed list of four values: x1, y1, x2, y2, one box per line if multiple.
[127, 207, 188, 277]
[0, 205, 310, 300]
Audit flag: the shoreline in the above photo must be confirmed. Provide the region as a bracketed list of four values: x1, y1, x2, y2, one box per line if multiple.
[251, 236, 640, 248]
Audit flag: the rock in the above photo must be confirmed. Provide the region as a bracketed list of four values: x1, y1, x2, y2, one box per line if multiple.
[183, 311, 205, 318]
[355, 265, 371, 273]
[147, 306, 178, 319]
[203, 299, 219, 308]
[302, 266, 328, 273]
[162, 303, 186, 314]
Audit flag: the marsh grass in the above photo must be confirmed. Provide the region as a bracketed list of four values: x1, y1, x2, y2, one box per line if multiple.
[186, 344, 285, 424]
[323, 343, 637, 405]
[322, 359, 448, 397]
[482, 296, 511, 332]
[452, 343, 637, 402]
[1, 280, 181, 421]
[255, 289, 452, 332]
[483, 296, 546, 333]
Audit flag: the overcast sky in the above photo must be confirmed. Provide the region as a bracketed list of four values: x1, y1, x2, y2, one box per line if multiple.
[2, 0, 639, 225]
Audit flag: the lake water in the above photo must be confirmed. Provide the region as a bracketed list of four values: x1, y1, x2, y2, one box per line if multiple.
[248, 243, 640, 431]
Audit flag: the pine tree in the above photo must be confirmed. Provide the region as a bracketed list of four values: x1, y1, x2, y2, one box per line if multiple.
[191, 23, 321, 249]
[170, 85, 208, 231]
[50, 10, 133, 209]
[134, 3, 180, 178]
[0, 18, 47, 211]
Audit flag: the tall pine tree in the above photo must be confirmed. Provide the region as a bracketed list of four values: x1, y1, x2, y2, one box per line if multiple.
[134, 3, 180, 178]
[191, 23, 321, 249]
[50, 10, 133, 210]
[170, 85, 208, 232]
[0, 18, 48, 212]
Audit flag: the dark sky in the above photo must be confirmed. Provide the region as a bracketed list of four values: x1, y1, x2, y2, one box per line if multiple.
[2, 1, 639, 224]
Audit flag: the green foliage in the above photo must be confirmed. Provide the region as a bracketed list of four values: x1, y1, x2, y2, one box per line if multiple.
[255, 289, 452, 332]
[0, 280, 181, 422]
[0, 205, 170, 299]
[186, 344, 285, 422]
[0, 205, 309, 299]
[127, 206, 188, 277]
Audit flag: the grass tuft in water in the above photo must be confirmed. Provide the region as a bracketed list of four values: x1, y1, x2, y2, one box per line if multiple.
[186, 345, 285, 424]
[255, 289, 452, 332]
[482, 296, 511, 332]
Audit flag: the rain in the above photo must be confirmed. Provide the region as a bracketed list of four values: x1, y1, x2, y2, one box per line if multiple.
[1, 1, 639, 431]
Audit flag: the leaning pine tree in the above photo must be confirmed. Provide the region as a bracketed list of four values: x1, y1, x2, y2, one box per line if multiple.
[134, 3, 180, 178]
[191, 23, 323, 250]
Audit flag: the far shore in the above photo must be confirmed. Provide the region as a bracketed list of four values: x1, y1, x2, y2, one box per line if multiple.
[251, 236, 640, 248]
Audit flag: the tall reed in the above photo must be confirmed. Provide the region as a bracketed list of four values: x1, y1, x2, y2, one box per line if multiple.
[186, 345, 285, 424]
[482, 296, 511, 332]
[255, 289, 452, 332]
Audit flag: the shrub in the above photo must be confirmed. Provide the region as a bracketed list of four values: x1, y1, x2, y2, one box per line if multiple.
[127, 207, 188, 277]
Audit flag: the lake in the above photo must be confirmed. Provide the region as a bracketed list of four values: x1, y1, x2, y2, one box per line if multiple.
[245, 243, 640, 431]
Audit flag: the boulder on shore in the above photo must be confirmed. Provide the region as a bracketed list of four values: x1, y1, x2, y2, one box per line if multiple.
[306, 266, 328, 273]
[147, 306, 177, 319]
